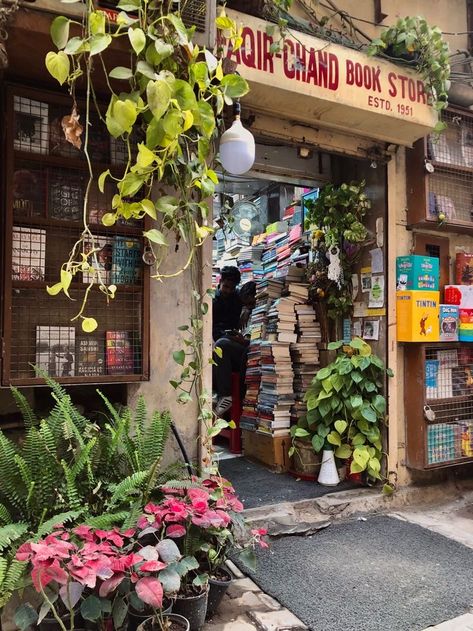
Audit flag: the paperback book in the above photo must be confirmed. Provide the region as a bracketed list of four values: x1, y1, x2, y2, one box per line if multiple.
[106, 330, 135, 374]
[111, 237, 142, 284]
[76, 336, 105, 377]
[83, 236, 114, 284]
[36, 326, 75, 377]
[12, 226, 46, 281]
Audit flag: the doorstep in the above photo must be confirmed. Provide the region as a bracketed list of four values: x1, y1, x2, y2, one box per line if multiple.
[242, 479, 473, 536]
[203, 564, 307, 631]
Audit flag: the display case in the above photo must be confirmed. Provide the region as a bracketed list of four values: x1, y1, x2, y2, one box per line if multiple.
[406, 107, 473, 235]
[2, 85, 149, 385]
[404, 342, 473, 469]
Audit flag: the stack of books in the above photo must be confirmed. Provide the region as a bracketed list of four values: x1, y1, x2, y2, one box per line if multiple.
[257, 341, 294, 436]
[240, 340, 262, 432]
[291, 302, 321, 424]
[238, 245, 264, 283]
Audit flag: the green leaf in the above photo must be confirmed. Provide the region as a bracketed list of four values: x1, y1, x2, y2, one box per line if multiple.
[173, 350, 185, 366]
[220, 74, 250, 99]
[327, 431, 341, 447]
[82, 317, 98, 333]
[128, 27, 146, 54]
[60, 269, 72, 297]
[45, 51, 70, 86]
[327, 340, 343, 350]
[294, 428, 310, 438]
[137, 60, 156, 80]
[147, 78, 172, 121]
[89, 11, 106, 36]
[334, 420, 347, 435]
[386, 368, 394, 378]
[353, 447, 370, 468]
[321, 376, 333, 393]
[214, 346, 223, 359]
[316, 366, 332, 380]
[136, 143, 156, 168]
[141, 199, 156, 219]
[350, 394, 363, 409]
[351, 370, 363, 383]
[118, 172, 145, 197]
[352, 432, 366, 446]
[143, 228, 168, 246]
[154, 39, 174, 63]
[50, 16, 70, 50]
[173, 79, 197, 110]
[102, 212, 116, 227]
[156, 195, 179, 215]
[63, 37, 85, 55]
[372, 394, 386, 415]
[89, 34, 112, 56]
[112, 597, 127, 630]
[167, 14, 189, 45]
[317, 425, 330, 438]
[312, 434, 324, 452]
[15, 604, 38, 631]
[109, 66, 134, 80]
[238, 548, 257, 572]
[350, 337, 365, 350]
[81, 595, 102, 622]
[382, 483, 394, 496]
[193, 573, 209, 587]
[46, 282, 63, 296]
[360, 405, 377, 423]
[158, 567, 181, 593]
[163, 109, 183, 138]
[335, 443, 352, 459]
[193, 100, 215, 138]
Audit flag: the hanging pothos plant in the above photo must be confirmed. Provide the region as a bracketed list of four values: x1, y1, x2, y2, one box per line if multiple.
[305, 181, 371, 320]
[44, 2, 248, 332]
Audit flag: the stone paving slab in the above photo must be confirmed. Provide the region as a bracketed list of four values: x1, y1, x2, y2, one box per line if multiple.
[422, 613, 473, 630]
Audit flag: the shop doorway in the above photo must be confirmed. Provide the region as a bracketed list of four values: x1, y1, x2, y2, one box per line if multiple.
[211, 144, 388, 508]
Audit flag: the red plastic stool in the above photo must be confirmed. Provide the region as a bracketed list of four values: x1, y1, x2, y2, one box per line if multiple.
[219, 372, 242, 454]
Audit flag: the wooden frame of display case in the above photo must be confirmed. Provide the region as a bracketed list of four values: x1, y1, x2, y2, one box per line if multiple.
[406, 106, 473, 236]
[404, 342, 473, 470]
[1, 84, 150, 386]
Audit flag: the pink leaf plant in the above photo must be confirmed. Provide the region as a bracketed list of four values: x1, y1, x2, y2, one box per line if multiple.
[16, 524, 183, 629]
[137, 476, 268, 579]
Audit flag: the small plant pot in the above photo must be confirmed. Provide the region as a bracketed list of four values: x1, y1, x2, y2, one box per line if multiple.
[172, 586, 209, 631]
[40, 613, 77, 631]
[318, 449, 340, 486]
[129, 601, 173, 631]
[291, 439, 321, 478]
[136, 613, 190, 631]
[206, 567, 233, 619]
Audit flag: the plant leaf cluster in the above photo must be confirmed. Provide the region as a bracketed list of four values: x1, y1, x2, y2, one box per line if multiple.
[290, 338, 393, 481]
[0, 375, 179, 608]
[367, 16, 450, 121]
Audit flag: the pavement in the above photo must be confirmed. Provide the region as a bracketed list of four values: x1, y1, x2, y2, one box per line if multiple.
[203, 487, 473, 631]
[219, 456, 355, 509]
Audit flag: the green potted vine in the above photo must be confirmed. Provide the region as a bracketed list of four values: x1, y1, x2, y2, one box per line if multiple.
[291, 338, 393, 483]
[367, 16, 450, 119]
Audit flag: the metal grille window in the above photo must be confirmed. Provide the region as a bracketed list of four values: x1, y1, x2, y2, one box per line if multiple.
[424, 345, 473, 465]
[3, 86, 149, 385]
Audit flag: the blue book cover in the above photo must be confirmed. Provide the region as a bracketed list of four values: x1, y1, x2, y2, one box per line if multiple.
[425, 359, 439, 388]
[111, 237, 141, 285]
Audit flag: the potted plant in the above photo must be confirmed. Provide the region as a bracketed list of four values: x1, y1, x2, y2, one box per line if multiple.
[292, 338, 393, 483]
[14, 525, 188, 631]
[289, 432, 322, 480]
[305, 181, 371, 323]
[367, 16, 450, 117]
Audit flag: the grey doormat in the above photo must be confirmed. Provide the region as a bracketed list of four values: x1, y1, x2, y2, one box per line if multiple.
[219, 457, 355, 509]
[241, 515, 473, 631]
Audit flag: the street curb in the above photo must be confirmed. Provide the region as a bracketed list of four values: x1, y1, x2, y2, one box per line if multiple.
[243, 479, 473, 535]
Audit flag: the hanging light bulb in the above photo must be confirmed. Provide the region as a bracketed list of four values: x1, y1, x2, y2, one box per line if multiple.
[219, 101, 255, 176]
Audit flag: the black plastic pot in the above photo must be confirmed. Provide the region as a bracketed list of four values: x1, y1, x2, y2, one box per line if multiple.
[172, 587, 208, 631]
[39, 614, 78, 631]
[128, 600, 173, 631]
[136, 613, 190, 631]
[206, 567, 233, 619]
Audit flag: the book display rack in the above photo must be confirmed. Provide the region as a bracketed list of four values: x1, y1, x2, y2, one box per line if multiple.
[3, 85, 149, 385]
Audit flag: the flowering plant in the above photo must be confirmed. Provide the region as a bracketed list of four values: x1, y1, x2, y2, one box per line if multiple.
[137, 476, 268, 583]
[14, 525, 185, 631]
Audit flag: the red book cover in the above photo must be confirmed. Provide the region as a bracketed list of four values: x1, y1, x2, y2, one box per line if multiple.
[106, 331, 134, 374]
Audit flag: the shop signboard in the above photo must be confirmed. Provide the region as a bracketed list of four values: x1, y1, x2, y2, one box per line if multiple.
[223, 10, 438, 146]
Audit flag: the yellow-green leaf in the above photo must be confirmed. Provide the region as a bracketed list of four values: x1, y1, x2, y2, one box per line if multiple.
[50, 16, 70, 50]
[327, 431, 341, 447]
[128, 27, 146, 54]
[143, 229, 168, 246]
[136, 143, 156, 168]
[89, 11, 106, 36]
[45, 51, 70, 86]
[46, 282, 63, 296]
[182, 110, 194, 132]
[60, 269, 72, 297]
[89, 34, 112, 56]
[140, 199, 156, 219]
[98, 169, 110, 194]
[102, 213, 116, 227]
[108, 284, 117, 298]
[82, 317, 98, 333]
[334, 420, 347, 435]
[335, 444, 352, 459]
[147, 79, 172, 122]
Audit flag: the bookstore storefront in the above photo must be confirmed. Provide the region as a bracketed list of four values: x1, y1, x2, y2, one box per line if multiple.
[213, 10, 439, 492]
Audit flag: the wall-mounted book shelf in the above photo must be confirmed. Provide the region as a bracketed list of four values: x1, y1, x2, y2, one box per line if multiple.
[2, 85, 150, 385]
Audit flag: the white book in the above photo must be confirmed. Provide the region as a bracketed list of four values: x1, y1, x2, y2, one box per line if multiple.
[36, 326, 75, 377]
[12, 227, 46, 281]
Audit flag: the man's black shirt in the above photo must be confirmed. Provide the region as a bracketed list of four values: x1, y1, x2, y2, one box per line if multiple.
[212, 289, 242, 342]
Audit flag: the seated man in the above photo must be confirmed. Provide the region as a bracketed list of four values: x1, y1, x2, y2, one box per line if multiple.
[212, 266, 249, 417]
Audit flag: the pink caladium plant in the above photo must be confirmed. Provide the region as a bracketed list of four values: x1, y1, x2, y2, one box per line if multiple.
[137, 475, 269, 581]
[15, 525, 183, 631]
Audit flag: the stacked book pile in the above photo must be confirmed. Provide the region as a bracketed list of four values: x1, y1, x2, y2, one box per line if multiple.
[240, 340, 262, 432]
[291, 302, 321, 424]
[257, 341, 294, 437]
[238, 245, 264, 284]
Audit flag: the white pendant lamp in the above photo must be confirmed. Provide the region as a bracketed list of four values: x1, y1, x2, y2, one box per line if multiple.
[219, 102, 255, 176]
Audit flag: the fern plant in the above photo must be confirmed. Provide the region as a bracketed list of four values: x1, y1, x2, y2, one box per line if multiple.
[0, 377, 181, 609]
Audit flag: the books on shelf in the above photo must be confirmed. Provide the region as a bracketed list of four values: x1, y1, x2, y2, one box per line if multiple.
[83, 236, 114, 284]
[76, 336, 105, 377]
[111, 237, 142, 284]
[106, 330, 135, 374]
[12, 226, 46, 281]
[13, 168, 45, 218]
[49, 172, 85, 221]
[36, 326, 75, 377]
